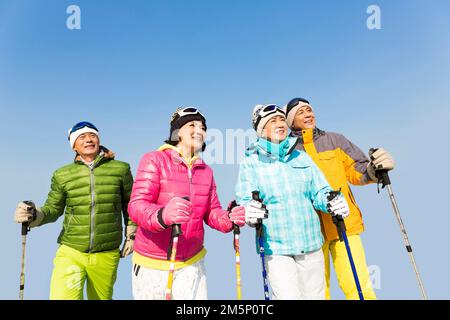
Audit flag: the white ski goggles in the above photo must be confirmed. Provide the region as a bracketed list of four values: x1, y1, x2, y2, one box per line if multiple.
[257, 104, 283, 118]
[253, 104, 285, 129]
[176, 107, 205, 118]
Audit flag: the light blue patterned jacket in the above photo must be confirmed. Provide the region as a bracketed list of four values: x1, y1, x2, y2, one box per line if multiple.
[235, 137, 332, 255]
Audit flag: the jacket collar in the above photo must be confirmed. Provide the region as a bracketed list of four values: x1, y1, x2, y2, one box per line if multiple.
[290, 127, 325, 144]
[158, 144, 205, 168]
[245, 137, 298, 162]
[74, 146, 114, 166]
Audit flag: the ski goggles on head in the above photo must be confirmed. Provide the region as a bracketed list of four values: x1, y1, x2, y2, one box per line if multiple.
[171, 107, 206, 124]
[286, 97, 311, 115]
[67, 121, 98, 140]
[258, 104, 280, 118]
[253, 104, 285, 129]
[176, 107, 205, 119]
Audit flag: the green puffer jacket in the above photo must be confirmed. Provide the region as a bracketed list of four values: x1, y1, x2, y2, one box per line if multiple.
[38, 147, 134, 253]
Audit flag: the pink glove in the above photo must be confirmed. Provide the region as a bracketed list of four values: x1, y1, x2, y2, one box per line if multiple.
[229, 206, 246, 227]
[162, 197, 192, 226]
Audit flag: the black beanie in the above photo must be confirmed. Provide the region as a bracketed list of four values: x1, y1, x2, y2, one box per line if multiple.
[165, 111, 207, 149]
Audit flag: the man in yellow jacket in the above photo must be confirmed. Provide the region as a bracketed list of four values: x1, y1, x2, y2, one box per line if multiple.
[283, 97, 395, 300]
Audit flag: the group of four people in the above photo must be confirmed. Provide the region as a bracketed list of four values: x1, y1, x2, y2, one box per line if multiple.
[14, 97, 394, 300]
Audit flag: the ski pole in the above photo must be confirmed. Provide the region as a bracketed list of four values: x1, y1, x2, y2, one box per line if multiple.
[19, 201, 34, 300]
[165, 196, 189, 300]
[328, 191, 364, 300]
[252, 191, 270, 301]
[228, 200, 242, 300]
[370, 148, 428, 300]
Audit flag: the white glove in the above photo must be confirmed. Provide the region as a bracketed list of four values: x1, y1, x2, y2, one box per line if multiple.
[120, 225, 137, 258]
[14, 201, 44, 228]
[327, 195, 350, 219]
[367, 148, 395, 181]
[245, 200, 268, 227]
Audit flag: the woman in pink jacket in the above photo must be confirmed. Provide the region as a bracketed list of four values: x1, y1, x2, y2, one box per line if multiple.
[128, 107, 248, 300]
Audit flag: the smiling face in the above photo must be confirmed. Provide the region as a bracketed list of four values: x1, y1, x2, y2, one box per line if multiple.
[177, 120, 206, 155]
[292, 105, 316, 130]
[262, 115, 288, 143]
[73, 132, 100, 158]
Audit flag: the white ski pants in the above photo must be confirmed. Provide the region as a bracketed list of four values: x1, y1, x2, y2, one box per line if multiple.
[132, 259, 207, 300]
[266, 249, 326, 300]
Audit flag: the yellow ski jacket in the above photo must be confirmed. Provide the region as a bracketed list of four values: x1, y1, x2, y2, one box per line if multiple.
[291, 128, 375, 241]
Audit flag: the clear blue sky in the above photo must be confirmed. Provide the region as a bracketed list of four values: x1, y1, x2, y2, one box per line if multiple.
[1, 0, 449, 300]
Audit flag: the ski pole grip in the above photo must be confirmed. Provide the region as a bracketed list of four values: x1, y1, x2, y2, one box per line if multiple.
[21, 200, 35, 236]
[171, 196, 190, 237]
[377, 170, 391, 187]
[252, 190, 269, 220]
[228, 200, 240, 234]
[252, 191, 263, 228]
[369, 148, 392, 187]
[252, 191, 261, 202]
[172, 224, 182, 237]
[21, 223, 28, 236]
[327, 190, 340, 202]
[228, 200, 238, 212]
[327, 190, 346, 241]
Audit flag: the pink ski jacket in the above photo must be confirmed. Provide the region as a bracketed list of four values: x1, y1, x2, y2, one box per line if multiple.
[128, 145, 233, 262]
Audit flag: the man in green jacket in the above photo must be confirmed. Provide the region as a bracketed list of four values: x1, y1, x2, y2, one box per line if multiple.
[14, 121, 136, 300]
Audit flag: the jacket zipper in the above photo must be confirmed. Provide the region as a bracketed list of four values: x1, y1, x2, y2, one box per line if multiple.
[88, 166, 96, 252]
[178, 156, 193, 198]
[174, 155, 194, 261]
[188, 167, 192, 195]
[67, 207, 74, 232]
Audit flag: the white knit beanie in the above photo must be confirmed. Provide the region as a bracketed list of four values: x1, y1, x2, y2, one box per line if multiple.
[68, 123, 100, 149]
[252, 104, 285, 137]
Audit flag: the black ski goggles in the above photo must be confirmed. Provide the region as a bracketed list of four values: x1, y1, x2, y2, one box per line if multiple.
[286, 97, 310, 115]
[67, 121, 98, 140]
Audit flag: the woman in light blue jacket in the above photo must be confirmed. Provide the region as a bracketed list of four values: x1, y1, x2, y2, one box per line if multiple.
[235, 104, 350, 300]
